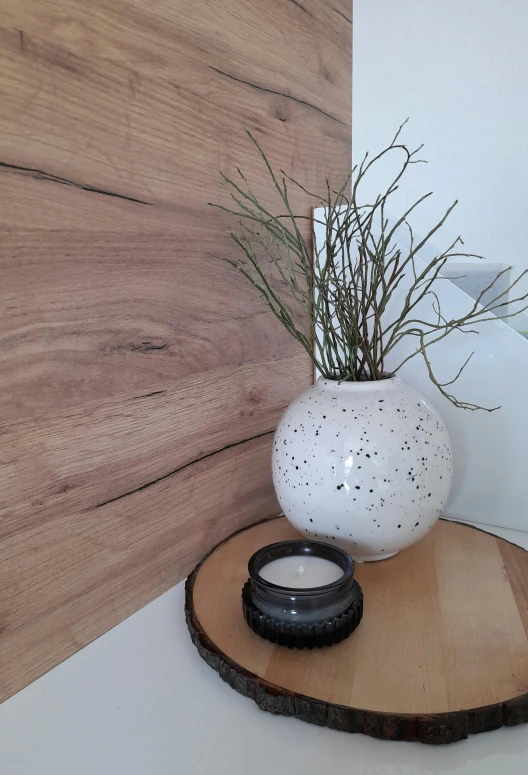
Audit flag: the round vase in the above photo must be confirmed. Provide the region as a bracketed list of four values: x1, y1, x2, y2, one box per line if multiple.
[272, 376, 453, 561]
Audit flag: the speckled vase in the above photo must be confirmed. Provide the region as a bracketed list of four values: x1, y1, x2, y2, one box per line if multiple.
[272, 376, 453, 561]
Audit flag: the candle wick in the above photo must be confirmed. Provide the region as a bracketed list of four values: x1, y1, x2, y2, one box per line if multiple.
[296, 565, 305, 576]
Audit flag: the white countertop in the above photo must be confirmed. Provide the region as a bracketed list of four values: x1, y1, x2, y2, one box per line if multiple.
[1, 521, 528, 775]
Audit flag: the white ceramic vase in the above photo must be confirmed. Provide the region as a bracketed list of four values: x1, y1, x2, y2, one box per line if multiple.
[272, 376, 453, 561]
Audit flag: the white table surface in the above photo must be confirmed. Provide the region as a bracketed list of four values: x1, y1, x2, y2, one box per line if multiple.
[1, 521, 528, 775]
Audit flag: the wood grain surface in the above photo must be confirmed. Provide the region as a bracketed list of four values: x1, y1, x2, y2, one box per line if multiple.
[187, 517, 528, 744]
[0, 0, 351, 700]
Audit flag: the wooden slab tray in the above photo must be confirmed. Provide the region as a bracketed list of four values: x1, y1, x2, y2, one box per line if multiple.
[185, 516, 528, 744]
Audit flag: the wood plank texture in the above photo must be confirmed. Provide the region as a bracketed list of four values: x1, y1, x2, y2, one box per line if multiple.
[0, 0, 352, 700]
[187, 517, 528, 744]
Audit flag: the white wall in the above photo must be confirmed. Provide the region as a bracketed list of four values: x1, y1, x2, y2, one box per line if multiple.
[353, 0, 528, 324]
[351, 3, 528, 530]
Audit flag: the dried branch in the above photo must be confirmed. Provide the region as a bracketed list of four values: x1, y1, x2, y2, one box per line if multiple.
[210, 127, 528, 411]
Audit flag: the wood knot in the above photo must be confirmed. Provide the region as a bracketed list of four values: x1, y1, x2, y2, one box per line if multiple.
[274, 99, 291, 123]
[247, 387, 262, 404]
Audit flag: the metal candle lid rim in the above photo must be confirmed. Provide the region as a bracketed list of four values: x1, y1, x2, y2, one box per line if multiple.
[248, 539, 355, 594]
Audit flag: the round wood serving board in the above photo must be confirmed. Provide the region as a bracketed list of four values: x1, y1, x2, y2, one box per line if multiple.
[185, 517, 528, 744]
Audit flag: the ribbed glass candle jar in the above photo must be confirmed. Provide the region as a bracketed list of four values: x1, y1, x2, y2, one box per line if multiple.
[242, 540, 363, 649]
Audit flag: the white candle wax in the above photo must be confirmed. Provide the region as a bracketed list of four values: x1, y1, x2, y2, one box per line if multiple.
[258, 555, 344, 588]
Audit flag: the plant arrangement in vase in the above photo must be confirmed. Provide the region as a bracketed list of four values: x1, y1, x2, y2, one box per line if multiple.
[211, 124, 528, 561]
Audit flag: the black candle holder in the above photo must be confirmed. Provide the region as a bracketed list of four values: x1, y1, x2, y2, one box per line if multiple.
[242, 540, 363, 649]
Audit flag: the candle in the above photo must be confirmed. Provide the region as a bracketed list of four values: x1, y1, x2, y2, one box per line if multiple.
[243, 539, 364, 648]
[258, 554, 344, 588]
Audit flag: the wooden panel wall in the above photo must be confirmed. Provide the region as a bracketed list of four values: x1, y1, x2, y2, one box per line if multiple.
[0, 0, 351, 700]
